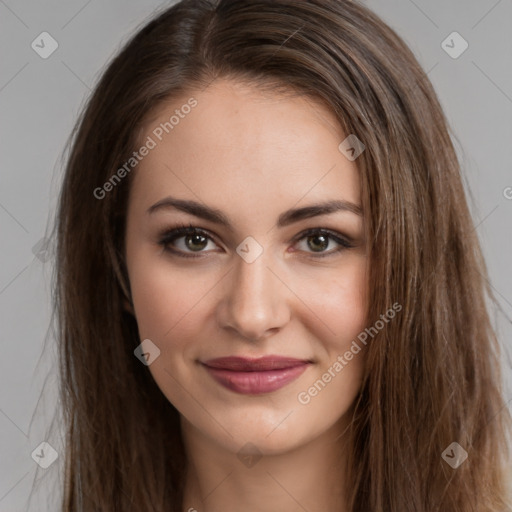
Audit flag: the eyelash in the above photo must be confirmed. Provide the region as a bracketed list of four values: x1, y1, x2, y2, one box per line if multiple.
[157, 222, 355, 260]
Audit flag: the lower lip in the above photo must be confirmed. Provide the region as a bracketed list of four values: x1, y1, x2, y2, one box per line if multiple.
[202, 364, 310, 394]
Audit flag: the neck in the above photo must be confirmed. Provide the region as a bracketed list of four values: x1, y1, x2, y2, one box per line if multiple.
[180, 416, 350, 512]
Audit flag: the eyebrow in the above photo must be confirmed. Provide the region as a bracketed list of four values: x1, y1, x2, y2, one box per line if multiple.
[147, 196, 362, 228]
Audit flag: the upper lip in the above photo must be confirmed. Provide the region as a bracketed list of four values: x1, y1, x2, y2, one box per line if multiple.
[202, 356, 312, 372]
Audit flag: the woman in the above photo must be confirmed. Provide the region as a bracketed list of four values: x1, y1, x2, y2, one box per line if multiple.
[54, 0, 511, 510]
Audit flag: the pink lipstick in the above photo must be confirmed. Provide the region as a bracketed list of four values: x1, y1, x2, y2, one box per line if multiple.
[201, 356, 311, 394]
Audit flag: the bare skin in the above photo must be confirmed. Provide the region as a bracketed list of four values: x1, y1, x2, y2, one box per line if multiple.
[124, 78, 368, 512]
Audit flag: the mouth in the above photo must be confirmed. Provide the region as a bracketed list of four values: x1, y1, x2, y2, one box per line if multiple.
[201, 356, 312, 395]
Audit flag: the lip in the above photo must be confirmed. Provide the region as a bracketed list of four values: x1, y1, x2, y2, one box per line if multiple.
[201, 356, 312, 394]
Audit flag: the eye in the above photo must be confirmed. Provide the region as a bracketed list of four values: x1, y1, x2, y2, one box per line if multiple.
[158, 224, 354, 259]
[158, 224, 219, 258]
[292, 228, 354, 257]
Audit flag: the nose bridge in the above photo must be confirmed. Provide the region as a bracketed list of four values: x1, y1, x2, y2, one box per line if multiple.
[217, 247, 289, 340]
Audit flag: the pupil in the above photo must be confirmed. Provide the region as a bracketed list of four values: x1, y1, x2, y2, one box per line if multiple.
[186, 234, 207, 251]
[308, 234, 328, 252]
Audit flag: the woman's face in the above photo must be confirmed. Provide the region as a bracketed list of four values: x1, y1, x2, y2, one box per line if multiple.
[125, 78, 368, 455]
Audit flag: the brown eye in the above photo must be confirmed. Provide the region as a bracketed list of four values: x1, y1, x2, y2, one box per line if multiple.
[294, 229, 354, 257]
[306, 234, 329, 252]
[158, 225, 218, 257]
[185, 233, 208, 251]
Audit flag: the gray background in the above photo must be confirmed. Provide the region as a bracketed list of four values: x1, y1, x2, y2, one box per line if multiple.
[1, 0, 511, 510]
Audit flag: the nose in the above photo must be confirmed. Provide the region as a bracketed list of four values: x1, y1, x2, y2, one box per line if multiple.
[215, 249, 291, 342]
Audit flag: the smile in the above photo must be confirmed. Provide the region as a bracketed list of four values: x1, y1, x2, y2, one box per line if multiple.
[201, 356, 312, 395]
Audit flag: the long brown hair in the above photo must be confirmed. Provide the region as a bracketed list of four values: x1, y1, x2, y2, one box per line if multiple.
[54, 0, 511, 510]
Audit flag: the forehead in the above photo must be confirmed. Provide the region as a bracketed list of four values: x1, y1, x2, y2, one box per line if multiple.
[128, 79, 360, 219]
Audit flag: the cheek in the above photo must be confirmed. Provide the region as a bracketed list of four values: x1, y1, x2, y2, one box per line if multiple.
[130, 249, 368, 354]
[292, 267, 368, 427]
[292, 259, 367, 342]
[127, 249, 215, 343]
[128, 257, 212, 403]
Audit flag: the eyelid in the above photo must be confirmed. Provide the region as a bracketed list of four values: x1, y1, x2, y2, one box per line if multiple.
[290, 227, 353, 246]
[157, 224, 355, 258]
[157, 224, 221, 258]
